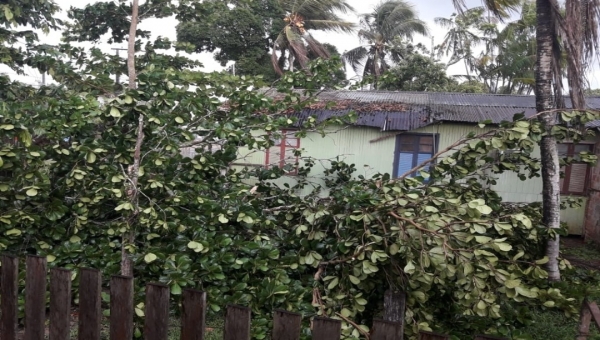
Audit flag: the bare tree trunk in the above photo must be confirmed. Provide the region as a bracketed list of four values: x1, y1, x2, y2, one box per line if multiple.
[536, 0, 561, 282]
[121, 0, 141, 277]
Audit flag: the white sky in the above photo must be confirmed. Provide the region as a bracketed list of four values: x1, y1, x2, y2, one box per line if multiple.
[3, 0, 599, 89]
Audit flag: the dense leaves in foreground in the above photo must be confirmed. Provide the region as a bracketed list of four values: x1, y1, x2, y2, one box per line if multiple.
[2, 1, 600, 338]
[2, 54, 599, 338]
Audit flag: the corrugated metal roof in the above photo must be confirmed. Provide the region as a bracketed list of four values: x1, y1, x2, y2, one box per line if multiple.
[261, 89, 600, 131]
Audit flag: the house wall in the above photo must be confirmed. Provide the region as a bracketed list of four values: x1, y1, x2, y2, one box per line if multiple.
[233, 123, 590, 235]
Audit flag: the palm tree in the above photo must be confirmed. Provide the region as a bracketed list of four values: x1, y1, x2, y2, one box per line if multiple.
[435, 7, 487, 79]
[270, 0, 355, 74]
[452, 0, 600, 282]
[342, 0, 428, 88]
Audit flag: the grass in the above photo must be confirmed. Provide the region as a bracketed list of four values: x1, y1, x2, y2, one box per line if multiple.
[525, 309, 600, 340]
[562, 240, 600, 262]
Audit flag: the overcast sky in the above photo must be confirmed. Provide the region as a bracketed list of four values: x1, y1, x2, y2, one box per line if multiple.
[4, 0, 600, 88]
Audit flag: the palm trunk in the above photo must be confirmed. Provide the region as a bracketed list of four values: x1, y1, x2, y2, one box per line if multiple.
[121, 0, 140, 277]
[288, 53, 295, 72]
[535, 0, 561, 282]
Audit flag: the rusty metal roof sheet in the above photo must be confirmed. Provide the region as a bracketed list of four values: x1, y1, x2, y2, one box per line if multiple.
[260, 89, 600, 131]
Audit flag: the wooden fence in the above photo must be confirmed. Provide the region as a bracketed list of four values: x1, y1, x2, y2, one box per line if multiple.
[0, 255, 513, 340]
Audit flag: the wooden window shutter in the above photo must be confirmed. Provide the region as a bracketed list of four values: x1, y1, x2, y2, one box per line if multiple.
[568, 163, 588, 194]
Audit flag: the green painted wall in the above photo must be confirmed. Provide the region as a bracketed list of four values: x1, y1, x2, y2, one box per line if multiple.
[233, 123, 589, 234]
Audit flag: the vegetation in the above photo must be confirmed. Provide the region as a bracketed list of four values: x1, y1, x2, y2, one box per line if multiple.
[3, 0, 600, 339]
[342, 0, 427, 89]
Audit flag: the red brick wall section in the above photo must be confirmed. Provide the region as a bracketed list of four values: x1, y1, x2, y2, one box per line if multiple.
[584, 137, 600, 244]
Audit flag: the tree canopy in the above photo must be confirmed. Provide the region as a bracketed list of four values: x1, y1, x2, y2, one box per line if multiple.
[2, 0, 600, 339]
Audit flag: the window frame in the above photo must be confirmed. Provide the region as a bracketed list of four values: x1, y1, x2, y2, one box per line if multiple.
[265, 129, 300, 175]
[559, 142, 594, 196]
[393, 133, 439, 179]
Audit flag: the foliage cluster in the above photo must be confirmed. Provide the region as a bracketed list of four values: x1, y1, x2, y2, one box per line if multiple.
[2, 0, 600, 339]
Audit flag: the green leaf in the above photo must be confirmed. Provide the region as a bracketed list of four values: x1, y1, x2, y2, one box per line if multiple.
[110, 107, 121, 117]
[535, 256, 549, 265]
[175, 117, 184, 124]
[0, 124, 14, 130]
[47, 255, 56, 263]
[3, 6, 14, 20]
[348, 275, 360, 285]
[474, 236, 492, 244]
[543, 300, 555, 307]
[327, 277, 339, 289]
[5, 228, 21, 236]
[144, 253, 158, 263]
[404, 261, 416, 275]
[26, 188, 38, 197]
[476, 205, 493, 215]
[505, 279, 521, 289]
[86, 152, 96, 163]
[171, 283, 182, 295]
[124, 95, 133, 104]
[218, 214, 229, 224]
[496, 243, 512, 251]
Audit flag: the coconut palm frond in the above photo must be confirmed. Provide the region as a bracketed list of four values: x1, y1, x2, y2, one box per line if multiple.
[271, 46, 284, 75]
[363, 56, 376, 78]
[357, 28, 378, 43]
[481, 0, 520, 20]
[305, 19, 356, 33]
[342, 46, 369, 74]
[388, 18, 428, 39]
[292, 0, 354, 16]
[343, 0, 427, 80]
[304, 33, 330, 58]
[284, 26, 309, 69]
[434, 17, 455, 28]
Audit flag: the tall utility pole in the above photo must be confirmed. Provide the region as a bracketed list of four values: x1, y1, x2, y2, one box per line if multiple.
[111, 47, 128, 85]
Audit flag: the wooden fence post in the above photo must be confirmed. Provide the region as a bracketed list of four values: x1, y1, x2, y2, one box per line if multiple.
[1, 255, 19, 340]
[144, 283, 170, 340]
[181, 289, 207, 340]
[578, 300, 600, 340]
[79, 268, 101, 340]
[383, 289, 406, 339]
[25, 255, 47, 340]
[312, 317, 342, 340]
[49, 268, 72, 340]
[372, 319, 403, 340]
[223, 305, 251, 340]
[110, 275, 134, 340]
[272, 310, 302, 340]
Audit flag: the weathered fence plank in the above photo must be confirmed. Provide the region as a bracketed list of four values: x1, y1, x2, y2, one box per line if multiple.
[223, 305, 251, 340]
[272, 310, 302, 340]
[419, 331, 450, 340]
[372, 319, 403, 340]
[110, 275, 134, 340]
[383, 289, 406, 339]
[79, 268, 101, 340]
[312, 317, 342, 340]
[25, 255, 47, 340]
[587, 301, 600, 329]
[0, 255, 19, 340]
[181, 289, 207, 340]
[144, 283, 170, 340]
[49, 268, 72, 340]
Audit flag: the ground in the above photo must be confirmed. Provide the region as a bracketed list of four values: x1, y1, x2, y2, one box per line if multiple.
[562, 236, 600, 270]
